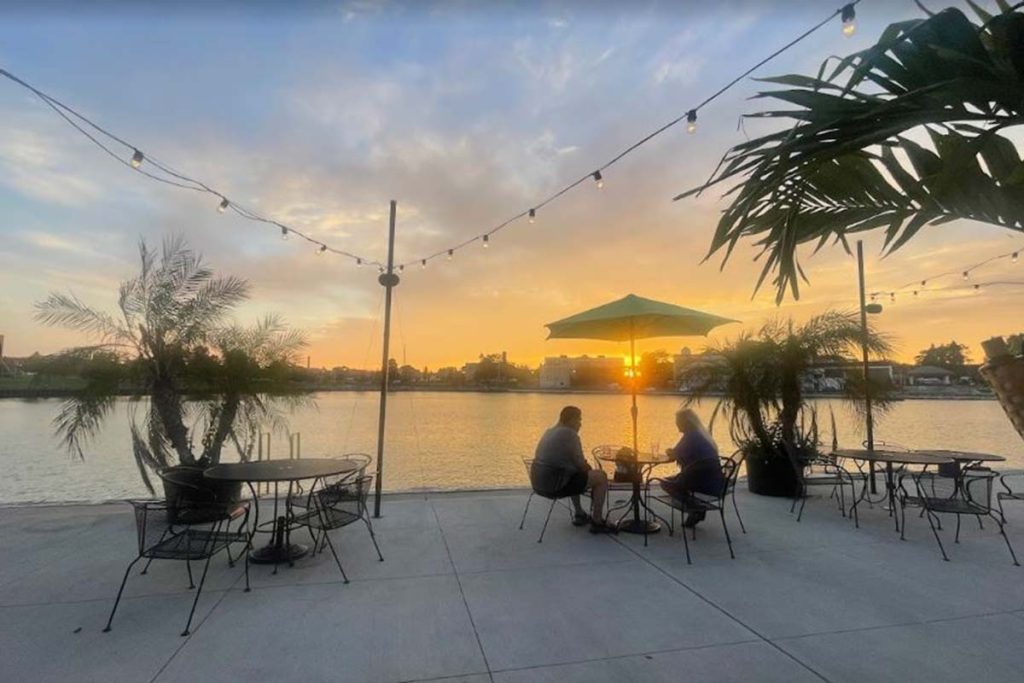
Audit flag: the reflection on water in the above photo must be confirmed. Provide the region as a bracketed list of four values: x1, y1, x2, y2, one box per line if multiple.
[1, 392, 1021, 504]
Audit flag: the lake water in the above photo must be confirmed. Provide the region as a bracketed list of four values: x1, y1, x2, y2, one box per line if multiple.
[1, 392, 1022, 504]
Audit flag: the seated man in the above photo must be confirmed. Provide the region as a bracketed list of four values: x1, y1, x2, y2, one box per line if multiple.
[531, 405, 615, 534]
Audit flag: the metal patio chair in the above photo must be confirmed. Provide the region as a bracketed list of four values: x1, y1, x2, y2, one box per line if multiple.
[646, 451, 744, 564]
[900, 468, 1018, 565]
[103, 499, 251, 637]
[591, 444, 637, 518]
[997, 472, 1024, 523]
[292, 474, 383, 582]
[518, 458, 590, 543]
[792, 449, 860, 527]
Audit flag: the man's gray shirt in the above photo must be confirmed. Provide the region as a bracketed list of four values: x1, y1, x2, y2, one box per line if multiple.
[531, 424, 588, 494]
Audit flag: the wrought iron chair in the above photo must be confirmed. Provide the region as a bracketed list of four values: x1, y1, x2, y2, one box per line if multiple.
[291, 474, 383, 582]
[518, 458, 589, 543]
[591, 444, 637, 517]
[997, 472, 1024, 523]
[104, 499, 251, 637]
[646, 451, 744, 564]
[852, 440, 910, 509]
[792, 450, 860, 527]
[899, 468, 1019, 565]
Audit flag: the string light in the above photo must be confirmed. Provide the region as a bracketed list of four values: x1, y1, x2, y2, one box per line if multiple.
[217, 198, 229, 213]
[529, 208, 536, 224]
[130, 149, 144, 169]
[1014, 252, 1019, 264]
[686, 110, 697, 134]
[447, 249, 454, 260]
[280, 226, 289, 240]
[920, 280, 926, 287]
[482, 234, 490, 248]
[974, 284, 981, 292]
[592, 170, 604, 189]
[913, 290, 918, 296]
[890, 292, 895, 302]
[421, 259, 427, 269]
[356, 257, 362, 267]
[962, 271, 969, 280]
[317, 244, 327, 255]
[398, 264, 404, 272]
[841, 3, 856, 37]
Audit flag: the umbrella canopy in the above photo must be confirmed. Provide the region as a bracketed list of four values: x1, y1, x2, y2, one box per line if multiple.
[546, 294, 738, 341]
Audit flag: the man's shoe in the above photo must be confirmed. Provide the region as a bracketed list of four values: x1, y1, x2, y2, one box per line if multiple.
[682, 511, 706, 528]
[589, 520, 618, 534]
[572, 512, 591, 527]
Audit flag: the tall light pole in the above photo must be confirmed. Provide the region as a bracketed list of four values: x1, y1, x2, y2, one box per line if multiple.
[373, 200, 398, 518]
[857, 240, 882, 493]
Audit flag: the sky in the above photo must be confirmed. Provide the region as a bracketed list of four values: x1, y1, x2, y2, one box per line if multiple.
[0, 0, 1020, 370]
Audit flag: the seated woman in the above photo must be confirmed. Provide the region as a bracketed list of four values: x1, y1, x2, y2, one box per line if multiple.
[661, 407, 725, 527]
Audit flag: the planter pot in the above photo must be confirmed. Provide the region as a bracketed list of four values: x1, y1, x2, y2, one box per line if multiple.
[745, 451, 800, 497]
[160, 465, 242, 523]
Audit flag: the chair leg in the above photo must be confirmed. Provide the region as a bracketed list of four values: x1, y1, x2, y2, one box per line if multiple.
[796, 493, 808, 523]
[538, 498, 558, 543]
[103, 557, 141, 633]
[955, 514, 962, 543]
[140, 557, 155, 575]
[186, 558, 195, 589]
[925, 511, 950, 561]
[518, 492, 534, 530]
[989, 513, 1020, 566]
[900, 501, 907, 541]
[680, 510, 692, 565]
[732, 489, 746, 534]
[181, 552, 215, 637]
[363, 517, 384, 562]
[243, 541, 251, 592]
[997, 496, 1007, 524]
[720, 508, 735, 560]
[848, 481, 859, 529]
[322, 530, 350, 583]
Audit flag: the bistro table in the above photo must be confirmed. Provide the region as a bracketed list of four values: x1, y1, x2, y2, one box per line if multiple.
[594, 450, 674, 534]
[835, 449, 953, 532]
[205, 458, 359, 566]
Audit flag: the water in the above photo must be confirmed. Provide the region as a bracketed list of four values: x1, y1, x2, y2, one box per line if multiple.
[1, 392, 1022, 504]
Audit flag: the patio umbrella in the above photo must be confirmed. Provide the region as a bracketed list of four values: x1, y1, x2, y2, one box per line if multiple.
[545, 293, 738, 458]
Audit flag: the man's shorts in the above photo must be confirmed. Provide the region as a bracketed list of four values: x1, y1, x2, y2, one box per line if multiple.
[555, 470, 589, 497]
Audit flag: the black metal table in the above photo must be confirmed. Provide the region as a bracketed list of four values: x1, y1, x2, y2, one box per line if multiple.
[205, 459, 359, 567]
[835, 449, 953, 531]
[595, 450, 674, 534]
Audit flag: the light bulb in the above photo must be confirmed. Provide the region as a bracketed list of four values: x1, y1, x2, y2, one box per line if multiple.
[421, 259, 427, 269]
[356, 258, 362, 267]
[398, 264, 404, 273]
[841, 4, 856, 37]
[280, 226, 289, 240]
[447, 249, 453, 260]
[317, 244, 327, 255]
[130, 149, 144, 169]
[1013, 252, 1019, 264]
[962, 271, 969, 280]
[686, 109, 697, 134]
[921, 280, 926, 287]
[592, 170, 603, 189]
[974, 284, 981, 292]
[217, 198, 229, 213]
[529, 208, 536, 224]
[913, 290, 918, 297]
[482, 235, 490, 248]
[890, 293, 895, 302]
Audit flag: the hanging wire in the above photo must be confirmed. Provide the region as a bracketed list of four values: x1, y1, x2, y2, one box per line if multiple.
[0, 67, 382, 268]
[869, 243, 1024, 299]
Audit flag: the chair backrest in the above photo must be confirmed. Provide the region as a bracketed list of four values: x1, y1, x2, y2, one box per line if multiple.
[129, 499, 226, 558]
[720, 451, 745, 499]
[341, 452, 372, 473]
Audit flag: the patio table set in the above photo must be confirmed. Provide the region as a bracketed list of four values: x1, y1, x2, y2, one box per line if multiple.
[103, 455, 383, 637]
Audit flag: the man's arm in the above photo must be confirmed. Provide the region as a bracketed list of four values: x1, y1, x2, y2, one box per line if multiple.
[572, 433, 591, 472]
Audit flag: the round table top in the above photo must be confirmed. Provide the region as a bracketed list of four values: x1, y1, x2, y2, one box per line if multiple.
[833, 449, 954, 466]
[594, 450, 674, 466]
[916, 449, 1007, 463]
[204, 458, 360, 483]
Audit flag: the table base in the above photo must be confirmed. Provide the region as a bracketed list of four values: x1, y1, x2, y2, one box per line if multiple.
[617, 518, 661, 534]
[249, 542, 309, 564]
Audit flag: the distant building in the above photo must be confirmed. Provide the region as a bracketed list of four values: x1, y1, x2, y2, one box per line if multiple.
[906, 365, 956, 386]
[539, 355, 624, 389]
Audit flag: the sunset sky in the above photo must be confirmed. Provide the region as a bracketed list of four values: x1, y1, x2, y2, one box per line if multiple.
[1, 0, 1020, 371]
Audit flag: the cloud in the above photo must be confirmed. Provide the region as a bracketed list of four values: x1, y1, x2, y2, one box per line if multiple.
[0, 124, 104, 206]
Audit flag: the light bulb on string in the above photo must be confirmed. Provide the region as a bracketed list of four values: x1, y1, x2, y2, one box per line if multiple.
[974, 284, 981, 292]
[356, 258, 362, 267]
[280, 226, 289, 240]
[921, 280, 927, 287]
[529, 208, 536, 224]
[1013, 252, 1019, 264]
[913, 290, 918, 297]
[317, 244, 327, 255]
[841, 3, 856, 37]
[217, 198, 229, 213]
[962, 270, 969, 280]
[130, 149, 144, 169]
[890, 292, 895, 302]
[447, 249, 454, 260]
[421, 259, 427, 269]
[482, 234, 490, 248]
[592, 170, 604, 189]
[686, 110, 697, 134]
[398, 264, 404, 273]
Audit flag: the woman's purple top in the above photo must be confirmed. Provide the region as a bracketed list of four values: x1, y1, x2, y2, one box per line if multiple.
[670, 430, 725, 496]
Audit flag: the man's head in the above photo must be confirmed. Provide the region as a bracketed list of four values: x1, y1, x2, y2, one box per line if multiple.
[559, 405, 583, 432]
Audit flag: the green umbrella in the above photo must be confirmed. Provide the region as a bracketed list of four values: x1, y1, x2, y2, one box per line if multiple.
[545, 293, 737, 461]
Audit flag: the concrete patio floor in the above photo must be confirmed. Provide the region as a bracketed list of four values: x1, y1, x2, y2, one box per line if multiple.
[3, 484, 1024, 683]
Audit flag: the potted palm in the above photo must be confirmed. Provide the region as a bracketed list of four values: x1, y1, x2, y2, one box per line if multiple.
[681, 311, 891, 496]
[34, 236, 308, 504]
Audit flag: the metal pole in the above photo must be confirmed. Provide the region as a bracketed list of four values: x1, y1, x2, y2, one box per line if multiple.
[857, 241, 877, 493]
[373, 200, 399, 518]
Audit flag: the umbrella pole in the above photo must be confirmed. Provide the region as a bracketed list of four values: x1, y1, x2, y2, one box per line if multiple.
[629, 322, 638, 457]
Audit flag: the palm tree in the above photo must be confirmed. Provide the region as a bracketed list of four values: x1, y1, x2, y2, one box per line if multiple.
[35, 236, 307, 493]
[681, 311, 892, 485]
[677, 3, 1024, 302]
